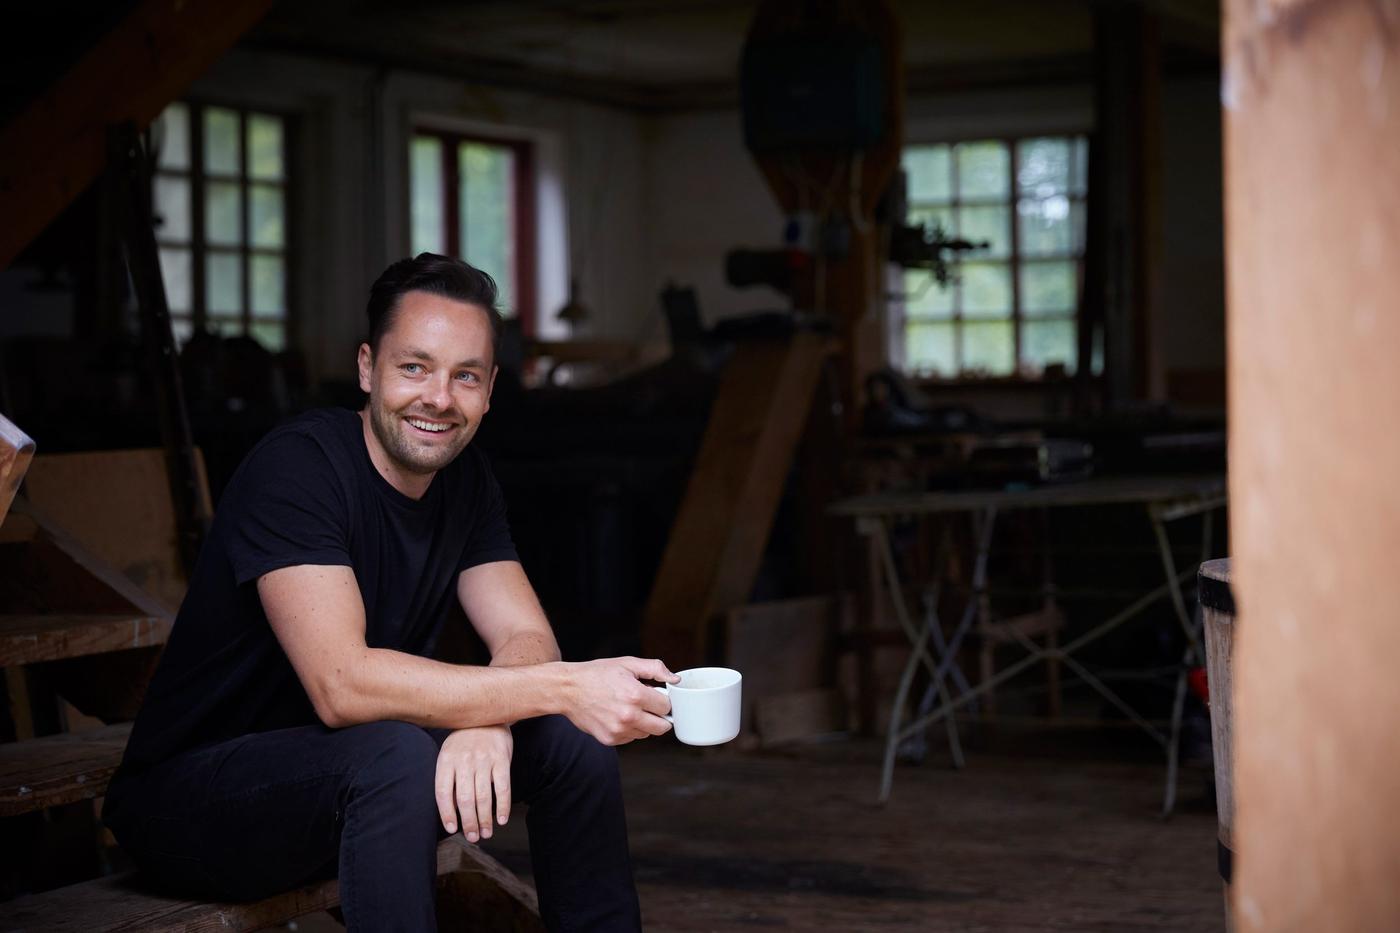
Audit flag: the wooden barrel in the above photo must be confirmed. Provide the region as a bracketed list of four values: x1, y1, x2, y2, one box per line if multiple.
[1199, 558, 1234, 929]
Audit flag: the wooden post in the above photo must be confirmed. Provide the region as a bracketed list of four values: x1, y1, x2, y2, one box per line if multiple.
[1225, 1, 1400, 928]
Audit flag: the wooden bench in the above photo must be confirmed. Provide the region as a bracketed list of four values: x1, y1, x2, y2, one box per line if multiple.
[0, 723, 544, 930]
[0, 836, 543, 932]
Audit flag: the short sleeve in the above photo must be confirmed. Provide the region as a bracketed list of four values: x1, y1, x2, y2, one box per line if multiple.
[457, 454, 518, 572]
[224, 432, 354, 585]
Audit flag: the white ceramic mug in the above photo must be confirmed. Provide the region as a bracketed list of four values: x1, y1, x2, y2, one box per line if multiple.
[652, 667, 742, 746]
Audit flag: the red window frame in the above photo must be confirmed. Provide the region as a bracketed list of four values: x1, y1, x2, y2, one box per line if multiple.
[413, 128, 537, 337]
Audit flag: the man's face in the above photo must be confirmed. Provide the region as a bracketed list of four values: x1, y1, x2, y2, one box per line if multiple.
[357, 290, 497, 476]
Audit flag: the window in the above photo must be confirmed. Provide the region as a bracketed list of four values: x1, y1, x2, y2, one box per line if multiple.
[151, 102, 292, 351]
[409, 129, 533, 327]
[899, 136, 1089, 378]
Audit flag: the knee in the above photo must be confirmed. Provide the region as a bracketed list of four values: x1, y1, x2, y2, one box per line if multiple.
[345, 721, 438, 809]
[524, 715, 620, 787]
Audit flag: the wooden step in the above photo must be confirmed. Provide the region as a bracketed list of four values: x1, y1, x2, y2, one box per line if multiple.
[0, 837, 544, 932]
[0, 722, 132, 817]
[0, 613, 171, 666]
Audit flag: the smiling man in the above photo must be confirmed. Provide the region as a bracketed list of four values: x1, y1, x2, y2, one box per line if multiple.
[103, 253, 676, 932]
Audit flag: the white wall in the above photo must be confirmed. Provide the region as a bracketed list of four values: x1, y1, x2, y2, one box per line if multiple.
[640, 109, 786, 330]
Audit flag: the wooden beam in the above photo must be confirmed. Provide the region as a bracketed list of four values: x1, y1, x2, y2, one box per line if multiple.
[0, 0, 276, 270]
[643, 334, 834, 669]
[0, 613, 171, 667]
[0, 414, 35, 526]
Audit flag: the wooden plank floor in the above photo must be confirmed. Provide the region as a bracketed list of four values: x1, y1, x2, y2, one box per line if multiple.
[485, 728, 1224, 932]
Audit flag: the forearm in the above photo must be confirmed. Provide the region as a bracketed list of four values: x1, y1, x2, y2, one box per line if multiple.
[325, 647, 571, 729]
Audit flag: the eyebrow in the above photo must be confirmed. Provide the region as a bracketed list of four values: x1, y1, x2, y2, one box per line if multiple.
[398, 347, 490, 369]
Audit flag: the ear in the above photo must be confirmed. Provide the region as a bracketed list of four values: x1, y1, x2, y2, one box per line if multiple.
[357, 343, 374, 394]
[483, 365, 499, 415]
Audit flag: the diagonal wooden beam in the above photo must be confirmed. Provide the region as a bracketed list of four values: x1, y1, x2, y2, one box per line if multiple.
[0, 0, 276, 270]
[643, 334, 836, 670]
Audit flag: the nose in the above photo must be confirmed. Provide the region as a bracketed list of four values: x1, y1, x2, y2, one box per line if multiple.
[421, 372, 452, 412]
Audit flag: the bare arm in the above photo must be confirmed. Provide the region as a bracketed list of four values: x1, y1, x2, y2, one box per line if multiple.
[456, 560, 559, 668]
[258, 563, 676, 739]
[258, 564, 568, 730]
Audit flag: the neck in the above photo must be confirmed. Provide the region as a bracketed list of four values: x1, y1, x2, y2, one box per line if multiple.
[359, 409, 434, 500]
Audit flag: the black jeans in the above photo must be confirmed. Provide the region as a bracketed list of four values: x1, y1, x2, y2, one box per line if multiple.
[103, 716, 641, 932]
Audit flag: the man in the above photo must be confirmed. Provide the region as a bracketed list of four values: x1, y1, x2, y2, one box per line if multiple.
[103, 253, 677, 932]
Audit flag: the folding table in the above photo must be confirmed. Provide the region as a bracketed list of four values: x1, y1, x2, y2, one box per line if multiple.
[829, 474, 1227, 810]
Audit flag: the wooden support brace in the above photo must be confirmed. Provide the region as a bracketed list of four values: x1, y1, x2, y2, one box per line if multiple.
[643, 334, 835, 670]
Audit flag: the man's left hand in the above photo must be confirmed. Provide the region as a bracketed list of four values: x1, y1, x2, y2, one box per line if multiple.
[435, 725, 512, 842]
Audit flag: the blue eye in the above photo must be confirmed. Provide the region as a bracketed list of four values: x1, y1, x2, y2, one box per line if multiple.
[403, 363, 424, 374]
[456, 371, 479, 384]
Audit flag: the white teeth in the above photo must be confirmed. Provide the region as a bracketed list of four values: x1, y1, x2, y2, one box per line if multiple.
[407, 418, 450, 433]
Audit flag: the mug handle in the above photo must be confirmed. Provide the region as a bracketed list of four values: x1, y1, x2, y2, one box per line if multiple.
[651, 685, 674, 723]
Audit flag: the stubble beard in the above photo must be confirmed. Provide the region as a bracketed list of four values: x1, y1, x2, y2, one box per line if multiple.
[367, 395, 471, 475]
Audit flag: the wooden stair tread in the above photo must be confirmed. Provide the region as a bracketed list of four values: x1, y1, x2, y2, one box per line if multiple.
[0, 613, 171, 666]
[0, 838, 542, 932]
[0, 723, 132, 817]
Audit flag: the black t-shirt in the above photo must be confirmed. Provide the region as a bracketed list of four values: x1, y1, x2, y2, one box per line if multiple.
[116, 407, 518, 774]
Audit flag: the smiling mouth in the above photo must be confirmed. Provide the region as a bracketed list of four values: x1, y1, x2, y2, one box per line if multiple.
[405, 416, 457, 436]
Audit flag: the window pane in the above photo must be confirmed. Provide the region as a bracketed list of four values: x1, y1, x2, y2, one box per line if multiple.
[247, 114, 284, 181]
[962, 320, 1015, 376]
[250, 320, 286, 352]
[1017, 138, 1071, 197]
[909, 204, 954, 239]
[251, 255, 285, 317]
[957, 205, 1010, 259]
[904, 270, 953, 318]
[1022, 318, 1077, 375]
[156, 103, 189, 171]
[250, 184, 285, 248]
[204, 107, 241, 175]
[1072, 138, 1089, 196]
[205, 181, 242, 246]
[154, 175, 190, 242]
[206, 314, 240, 336]
[1018, 196, 1074, 256]
[903, 145, 950, 202]
[459, 142, 516, 313]
[955, 141, 1009, 200]
[906, 321, 956, 376]
[159, 246, 191, 311]
[961, 261, 1012, 317]
[206, 253, 243, 313]
[1020, 260, 1078, 315]
[411, 136, 443, 255]
[171, 315, 194, 347]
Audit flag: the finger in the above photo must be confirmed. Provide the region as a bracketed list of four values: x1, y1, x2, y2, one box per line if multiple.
[474, 767, 494, 840]
[639, 712, 673, 737]
[493, 762, 512, 827]
[456, 770, 480, 842]
[621, 656, 679, 684]
[640, 685, 672, 716]
[435, 758, 458, 834]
